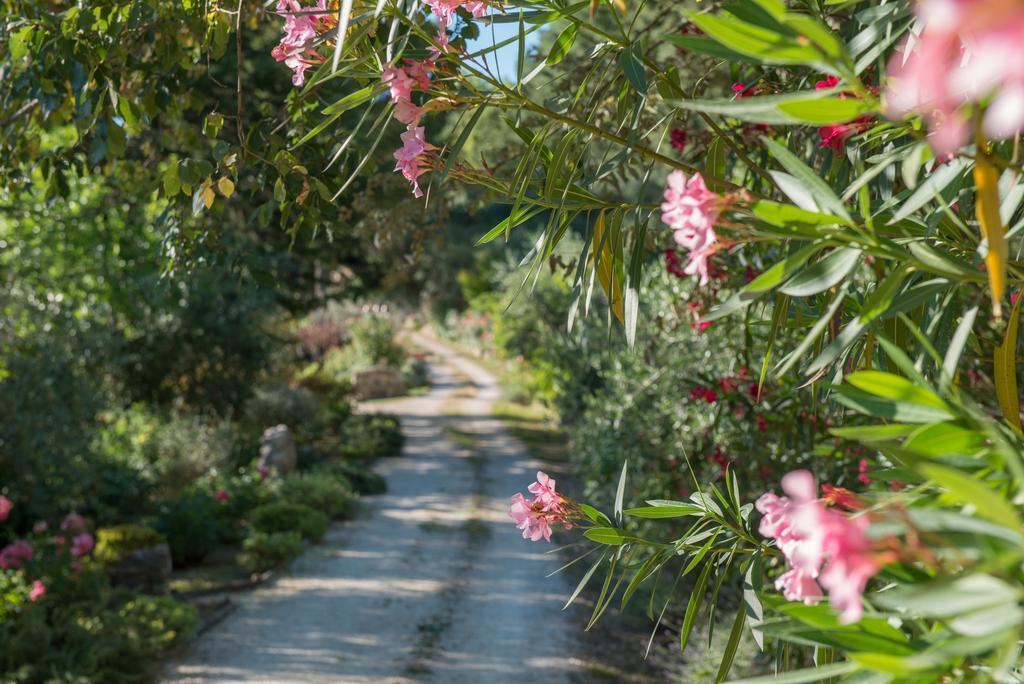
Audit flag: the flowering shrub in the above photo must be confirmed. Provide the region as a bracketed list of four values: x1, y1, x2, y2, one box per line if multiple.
[274, 0, 1024, 677]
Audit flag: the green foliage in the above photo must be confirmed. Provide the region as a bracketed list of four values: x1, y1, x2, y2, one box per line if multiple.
[313, 461, 387, 496]
[241, 531, 304, 574]
[156, 490, 223, 567]
[279, 473, 358, 520]
[243, 384, 324, 434]
[0, 591, 198, 684]
[94, 525, 166, 563]
[350, 314, 405, 368]
[248, 502, 329, 542]
[142, 414, 238, 495]
[338, 413, 405, 459]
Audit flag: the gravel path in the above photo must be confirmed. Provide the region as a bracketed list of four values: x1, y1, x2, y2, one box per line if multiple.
[163, 334, 585, 684]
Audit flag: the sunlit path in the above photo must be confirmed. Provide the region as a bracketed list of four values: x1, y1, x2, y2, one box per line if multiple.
[163, 334, 582, 684]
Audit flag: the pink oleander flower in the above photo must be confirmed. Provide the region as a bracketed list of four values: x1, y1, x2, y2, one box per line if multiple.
[382, 64, 416, 104]
[28, 580, 45, 602]
[509, 492, 554, 541]
[258, 467, 271, 479]
[215, 489, 231, 502]
[508, 471, 574, 542]
[395, 99, 424, 127]
[0, 495, 11, 523]
[755, 470, 880, 623]
[885, 0, 1024, 155]
[273, 0, 331, 86]
[394, 126, 436, 198]
[61, 513, 87, 534]
[403, 59, 435, 91]
[424, 0, 488, 29]
[71, 533, 94, 558]
[0, 540, 33, 569]
[660, 171, 721, 285]
[527, 471, 562, 512]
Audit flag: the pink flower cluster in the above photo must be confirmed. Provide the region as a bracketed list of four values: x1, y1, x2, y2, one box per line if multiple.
[272, 0, 334, 87]
[508, 471, 573, 542]
[71, 532, 95, 558]
[660, 171, 722, 285]
[0, 496, 11, 523]
[0, 540, 33, 569]
[382, 60, 439, 197]
[885, 0, 1024, 155]
[425, 0, 488, 32]
[756, 470, 879, 624]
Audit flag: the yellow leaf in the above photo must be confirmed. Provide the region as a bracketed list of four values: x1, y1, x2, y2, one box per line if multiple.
[995, 294, 1022, 433]
[590, 211, 625, 325]
[975, 137, 1006, 317]
[217, 176, 235, 198]
[202, 181, 215, 209]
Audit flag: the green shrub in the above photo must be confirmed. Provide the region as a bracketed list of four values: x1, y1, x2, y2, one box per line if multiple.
[401, 355, 430, 389]
[94, 525, 166, 562]
[143, 414, 237, 494]
[243, 384, 322, 434]
[280, 473, 357, 519]
[241, 531, 304, 573]
[0, 589, 197, 683]
[339, 413, 404, 458]
[117, 595, 199, 653]
[316, 460, 387, 496]
[350, 314, 404, 367]
[155, 490, 222, 567]
[248, 502, 328, 542]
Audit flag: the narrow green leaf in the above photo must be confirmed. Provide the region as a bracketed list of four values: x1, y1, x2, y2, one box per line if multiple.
[763, 137, 851, 221]
[918, 463, 1021, 529]
[546, 23, 578, 65]
[779, 247, 861, 297]
[726, 661, 858, 683]
[614, 460, 628, 524]
[619, 41, 647, 94]
[716, 606, 747, 682]
[564, 554, 604, 609]
[680, 560, 713, 651]
[625, 505, 702, 518]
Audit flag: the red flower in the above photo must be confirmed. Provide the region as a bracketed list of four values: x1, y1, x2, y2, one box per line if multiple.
[857, 459, 871, 485]
[821, 485, 863, 511]
[670, 128, 688, 153]
[756, 415, 768, 433]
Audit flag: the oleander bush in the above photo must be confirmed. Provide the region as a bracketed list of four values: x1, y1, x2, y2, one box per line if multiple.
[278, 0, 1024, 678]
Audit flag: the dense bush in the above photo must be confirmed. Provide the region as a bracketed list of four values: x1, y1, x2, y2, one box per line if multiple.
[142, 414, 238, 495]
[280, 473, 357, 519]
[349, 314, 404, 368]
[0, 592, 198, 684]
[155, 490, 223, 567]
[248, 502, 329, 542]
[338, 414, 404, 459]
[401, 355, 431, 391]
[243, 384, 323, 435]
[241, 531, 304, 574]
[315, 461, 387, 496]
[94, 525, 167, 563]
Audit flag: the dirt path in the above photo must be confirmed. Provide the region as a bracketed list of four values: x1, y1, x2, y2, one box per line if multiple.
[163, 334, 590, 684]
